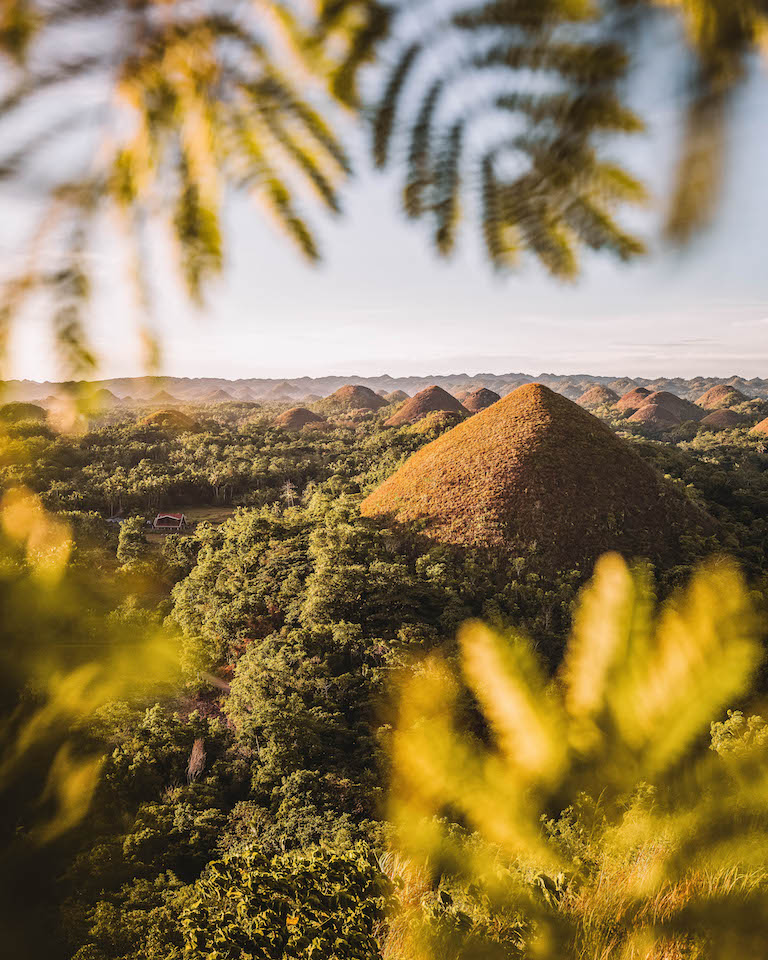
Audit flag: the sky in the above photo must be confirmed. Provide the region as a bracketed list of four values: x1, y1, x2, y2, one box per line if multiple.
[6, 23, 768, 384]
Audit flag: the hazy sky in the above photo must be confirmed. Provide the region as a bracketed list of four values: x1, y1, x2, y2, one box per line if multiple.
[7, 34, 768, 384]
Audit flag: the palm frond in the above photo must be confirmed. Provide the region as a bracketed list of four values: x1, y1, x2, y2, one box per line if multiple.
[0, 1, 355, 376]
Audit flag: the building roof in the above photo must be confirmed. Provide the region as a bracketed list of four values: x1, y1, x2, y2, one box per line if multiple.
[155, 513, 186, 521]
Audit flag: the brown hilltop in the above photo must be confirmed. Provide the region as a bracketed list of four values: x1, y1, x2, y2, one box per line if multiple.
[264, 381, 298, 400]
[696, 385, 747, 410]
[627, 402, 680, 428]
[361, 383, 708, 572]
[750, 417, 768, 437]
[204, 388, 233, 403]
[385, 389, 410, 404]
[317, 385, 387, 415]
[577, 385, 619, 409]
[93, 388, 120, 408]
[273, 407, 326, 430]
[151, 389, 178, 404]
[141, 409, 198, 431]
[616, 386, 652, 413]
[386, 386, 468, 427]
[700, 409, 743, 431]
[642, 391, 704, 422]
[463, 387, 501, 413]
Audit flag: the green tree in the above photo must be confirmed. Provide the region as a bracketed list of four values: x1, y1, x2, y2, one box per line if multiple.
[117, 516, 148, 568]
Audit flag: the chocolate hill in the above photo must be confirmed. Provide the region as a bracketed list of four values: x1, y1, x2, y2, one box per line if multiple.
[750, 417, 768, 437]
[264, 381, 298, 401]
[141, 409, 198, 431]
[273, 407, 326, 430]
[0, 401, 46, 423]
[577, 385, 619, 409]
[463, 387, 501, 413]
[362, 384, 708, 571]
[317, 385, 387, 415]
[204, 388, 233, 403]
[151, 389, 178, 404]
[93, 388, 120, 408]
[700, 409, 743, 430]
[696, 385, 747, 409]
[385, 390, 410, 404]
[617, 386, 652, 413]
[386, 386, 467, 427]
[643, 391, 704, 422]
[627, 402, 680, 428]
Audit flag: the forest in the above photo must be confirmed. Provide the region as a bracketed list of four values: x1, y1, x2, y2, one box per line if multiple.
[2, 390, 768, 959]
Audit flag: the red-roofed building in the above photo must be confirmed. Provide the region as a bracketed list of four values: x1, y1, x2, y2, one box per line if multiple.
[153, 513, 188, 531]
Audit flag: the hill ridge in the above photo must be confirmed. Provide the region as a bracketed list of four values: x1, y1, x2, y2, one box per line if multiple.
[362, 383, 710, 571]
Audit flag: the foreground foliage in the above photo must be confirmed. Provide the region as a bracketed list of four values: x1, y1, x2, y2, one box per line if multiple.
[388, 552, 768, 958]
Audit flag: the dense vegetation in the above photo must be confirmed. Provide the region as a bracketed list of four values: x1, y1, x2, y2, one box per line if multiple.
[2, 395, 768, 957]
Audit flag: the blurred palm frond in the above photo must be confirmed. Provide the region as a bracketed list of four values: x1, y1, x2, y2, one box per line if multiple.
[388, 552, 768, 958]
[0, 0, 352, 378]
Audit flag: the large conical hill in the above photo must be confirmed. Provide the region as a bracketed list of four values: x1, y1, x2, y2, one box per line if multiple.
[317, 385, 387, 415]
[273, 407, 326, 430]
[643, 391, 704, 422]
[700, 409, 743, 431]
[696, 385, 747, 410]
[140, 409, 198, 431]
[361, 383, 710, 572]
[386, 385, 467, 426]
[617, 386, 651, 413]
[463, 387, 501, 413]
[577, 385, 619, 409]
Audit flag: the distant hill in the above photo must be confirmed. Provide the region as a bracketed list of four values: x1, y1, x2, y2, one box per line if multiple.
[204, 389, 233, 403]
[617, 387, 652, 413]
[273, 407, 326, 430]
[140, 409, 198, 431]
[316, 385, 387, 415]
[696, 385, 747, 410]
[92, 388, 120, 408]
[700, 409, 743, 430]
[577, 385, 619, 409]
[556, 381, 582, 400]
[263, 381, 300, 401]
[627, 402, 681, 428]
[362, 384, 710, 572]
[462, 387, 500, 413]
[386, 386, 467, 426]
[2, 371, 764, 407]
[642, 391, 704, 422]
[151, 390, 178, 404]
[385, 390, 410, 404]
[0, 401, 46, 423]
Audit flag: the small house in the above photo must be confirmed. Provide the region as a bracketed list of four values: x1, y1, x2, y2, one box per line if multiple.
[152, 512, 188, 531]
